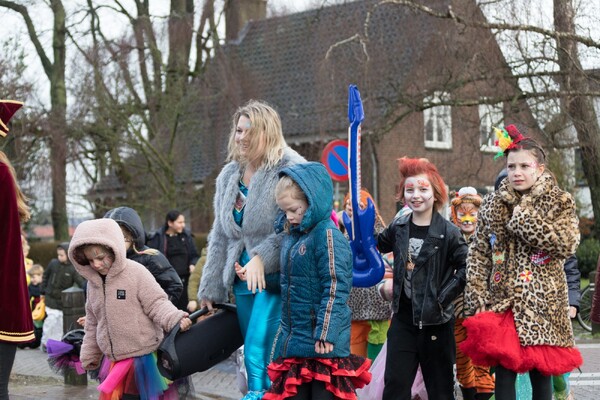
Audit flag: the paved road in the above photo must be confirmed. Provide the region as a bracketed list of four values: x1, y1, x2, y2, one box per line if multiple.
[8, 326, 600, 399]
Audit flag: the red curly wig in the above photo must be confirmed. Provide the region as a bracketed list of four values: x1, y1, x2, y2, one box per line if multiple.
[396, 157, 448, 211]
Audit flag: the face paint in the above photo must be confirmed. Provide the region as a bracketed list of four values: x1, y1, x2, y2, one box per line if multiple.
[83, 245, 114, 276]
[454, 202, 478, 235]
[277, 192, 309, 227]
[404, 174, 435, 217]
[506, 149, 544, 193]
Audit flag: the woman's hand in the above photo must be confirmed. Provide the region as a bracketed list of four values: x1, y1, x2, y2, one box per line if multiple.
[76, 316, 86, 327]
[569, 306, 577, 318]
[315, 340, 334, 354]
[200, 298, 214, 312]
[239, 256, 266, 294]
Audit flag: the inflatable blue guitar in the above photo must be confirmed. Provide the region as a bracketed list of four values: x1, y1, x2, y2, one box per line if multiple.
[342, 85, 386, 287]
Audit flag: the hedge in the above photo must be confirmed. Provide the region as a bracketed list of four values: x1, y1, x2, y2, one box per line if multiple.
[576, 237, 600, 279]
[28, 232, 209, 269]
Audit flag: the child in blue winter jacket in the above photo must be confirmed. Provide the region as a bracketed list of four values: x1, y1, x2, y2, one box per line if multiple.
[261, 162, 371, 400]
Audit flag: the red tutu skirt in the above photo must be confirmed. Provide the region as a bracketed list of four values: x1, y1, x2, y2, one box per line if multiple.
[264, 356, 372, 400]
[460, 310, 583, 376]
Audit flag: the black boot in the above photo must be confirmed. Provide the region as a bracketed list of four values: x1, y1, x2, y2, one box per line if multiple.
[460, 386, 477, 400]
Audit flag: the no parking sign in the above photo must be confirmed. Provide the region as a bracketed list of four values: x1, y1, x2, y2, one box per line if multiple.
[321, 139, 349, 182]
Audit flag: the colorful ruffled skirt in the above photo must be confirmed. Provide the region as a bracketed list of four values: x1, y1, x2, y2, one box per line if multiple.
[96, 353, 189, 399]
[263, 356, 371, 400]
[460, 310, 583, 376]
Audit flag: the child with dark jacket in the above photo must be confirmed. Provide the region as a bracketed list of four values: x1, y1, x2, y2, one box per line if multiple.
[69, 218, 191, 399]
[40, 243, 85, 349]
[261, 162, 371, 400]
[377, 157, 468, 400]
[104, 206, 183, 304]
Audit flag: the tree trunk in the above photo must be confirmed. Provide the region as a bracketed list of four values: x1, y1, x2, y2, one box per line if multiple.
[554, 0, 600, 235]
[50, 0, 69, 240]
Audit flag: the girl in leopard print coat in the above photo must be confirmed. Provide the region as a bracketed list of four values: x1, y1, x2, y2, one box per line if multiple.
[461, 128, 582, 400]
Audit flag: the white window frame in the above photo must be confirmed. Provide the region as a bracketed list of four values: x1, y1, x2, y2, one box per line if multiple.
[424, 92, 452, 149]
[479, 102, 504, 153]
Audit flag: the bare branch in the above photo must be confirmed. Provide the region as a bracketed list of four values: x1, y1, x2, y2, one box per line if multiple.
[0, 1, 53, 77]
[375, 0, 600, 49]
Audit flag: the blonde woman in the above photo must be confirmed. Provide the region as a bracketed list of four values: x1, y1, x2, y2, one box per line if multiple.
[199, 100, 305, 400]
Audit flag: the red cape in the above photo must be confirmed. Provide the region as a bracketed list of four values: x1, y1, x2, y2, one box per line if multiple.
[0, 162, 34, 343]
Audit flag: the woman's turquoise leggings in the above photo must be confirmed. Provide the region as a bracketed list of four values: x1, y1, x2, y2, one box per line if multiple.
[234, 281, 281, 392]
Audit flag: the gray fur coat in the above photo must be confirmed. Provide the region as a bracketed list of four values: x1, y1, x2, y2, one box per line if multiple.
[198, 147, 305, 302]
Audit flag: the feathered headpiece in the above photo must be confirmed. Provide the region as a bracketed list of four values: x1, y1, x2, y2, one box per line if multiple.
[0, 100, 24, 137]
[493, 124, 525, 159]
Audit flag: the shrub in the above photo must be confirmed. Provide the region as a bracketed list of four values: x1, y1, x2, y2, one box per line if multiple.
[576, 238, 600, 278]
[579, 217, 595, 241]
[29, 241, 62, 268]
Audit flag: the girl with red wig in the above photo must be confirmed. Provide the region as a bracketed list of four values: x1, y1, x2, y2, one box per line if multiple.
[461, 125, 582, 400]
[377, 157, 468, 399]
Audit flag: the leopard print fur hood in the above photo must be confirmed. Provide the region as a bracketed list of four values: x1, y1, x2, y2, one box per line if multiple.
[464, 171, 580, 347]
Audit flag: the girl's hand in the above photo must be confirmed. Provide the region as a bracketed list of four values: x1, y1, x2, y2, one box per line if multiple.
[243, 256, 266, 294]
[235, 262, 246, 281]
[315, 340, 334, 354]
[569, 306, 577, 318]
[180, 315, 192, 332]
[187, 300, 198, 312]
[378, 279, 393, 301]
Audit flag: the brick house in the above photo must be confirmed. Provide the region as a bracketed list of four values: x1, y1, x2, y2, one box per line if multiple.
[177, 0, 540, 229]
[88, 0, 542, 231]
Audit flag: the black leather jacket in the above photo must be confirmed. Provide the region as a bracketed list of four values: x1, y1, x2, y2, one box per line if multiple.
[377, 212, 467, 327]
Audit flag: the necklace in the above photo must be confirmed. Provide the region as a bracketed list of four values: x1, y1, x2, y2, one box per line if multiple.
[406, 247, 415, 271]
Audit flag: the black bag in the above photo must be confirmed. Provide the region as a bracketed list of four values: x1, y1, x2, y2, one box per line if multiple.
[157, 303, 243, 380]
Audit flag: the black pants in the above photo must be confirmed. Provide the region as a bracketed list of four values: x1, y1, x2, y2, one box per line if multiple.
[382, 296, 455, 400]
[175, 275, 189, 311]
[495, 366, 552, 400]
[289, 380, 335, 400]
[0, 342, 17, 400]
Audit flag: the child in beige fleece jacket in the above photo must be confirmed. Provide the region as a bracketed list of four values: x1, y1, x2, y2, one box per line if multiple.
[69, 218, 191, 399]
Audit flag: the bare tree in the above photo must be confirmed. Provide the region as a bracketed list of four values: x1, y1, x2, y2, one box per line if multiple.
[0, 0, 70, 240]
[65, 0, 224, 217]
[336, 0, 600, 232]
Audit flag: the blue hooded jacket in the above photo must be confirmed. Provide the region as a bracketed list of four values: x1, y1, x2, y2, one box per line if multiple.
[274, 162, 352, 358]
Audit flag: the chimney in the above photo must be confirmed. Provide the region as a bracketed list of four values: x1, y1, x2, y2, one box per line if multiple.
[225, 0, 267, 41]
